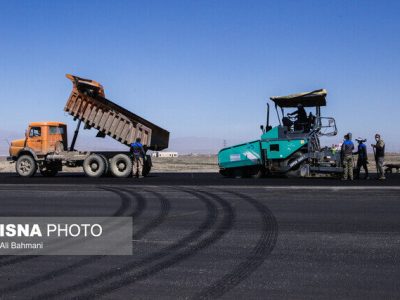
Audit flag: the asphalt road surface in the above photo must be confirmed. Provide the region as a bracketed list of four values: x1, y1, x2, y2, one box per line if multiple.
[0, 173, 399, 299]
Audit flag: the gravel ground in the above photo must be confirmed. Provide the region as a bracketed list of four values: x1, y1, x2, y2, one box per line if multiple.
[1, 154, 399, 174]
[0, 155, 219, 173]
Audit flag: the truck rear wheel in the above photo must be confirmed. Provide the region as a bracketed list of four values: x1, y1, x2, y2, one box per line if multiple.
[110, 154, 132, 178]
[142, 155, 152, 177]
[83, 154, 106, 177]
[98, 154, 110, 176]
[16, 155, 37, 177]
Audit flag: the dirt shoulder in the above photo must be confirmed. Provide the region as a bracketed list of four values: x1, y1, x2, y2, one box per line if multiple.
[1, 154, 399, 174]
[0, 155, 219, 173]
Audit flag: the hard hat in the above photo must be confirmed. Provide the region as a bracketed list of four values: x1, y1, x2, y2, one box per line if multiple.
[355, 137, 366, 143]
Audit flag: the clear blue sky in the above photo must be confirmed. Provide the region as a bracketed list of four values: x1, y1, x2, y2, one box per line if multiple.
[1, 0, 399, 152]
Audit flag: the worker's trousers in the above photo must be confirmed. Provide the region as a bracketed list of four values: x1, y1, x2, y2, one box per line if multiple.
[376, 157, 385, 179]
[343, 155, 354, 180]
[355, 159, 369, 179]
[132, 156, 143, 178]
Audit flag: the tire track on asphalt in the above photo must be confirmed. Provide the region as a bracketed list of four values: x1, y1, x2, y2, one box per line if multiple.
[193, 190, 278, 299]
[0, 187, 137, 292]
[33, 188, 225, 300]
[71, 188, 235, 299]
[132, 190, 171, 240]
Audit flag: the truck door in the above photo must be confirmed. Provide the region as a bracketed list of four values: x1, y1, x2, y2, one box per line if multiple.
[27, 126, 44, 154]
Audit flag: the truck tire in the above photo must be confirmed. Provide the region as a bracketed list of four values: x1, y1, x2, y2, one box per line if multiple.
[16, 155, 37, 177]
[98, 154, 110, 176]
[83, 154, 106, 177]
[110, 154, 132, 178]
[142, 155, 152, 177]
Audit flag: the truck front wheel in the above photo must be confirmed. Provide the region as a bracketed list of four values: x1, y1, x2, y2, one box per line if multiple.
[83, 154, 106, 177]
[16, 155, 37, 177]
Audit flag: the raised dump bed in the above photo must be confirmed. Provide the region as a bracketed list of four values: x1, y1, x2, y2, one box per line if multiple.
[8, 74, 169, 178]
[64, 74, 169, 150]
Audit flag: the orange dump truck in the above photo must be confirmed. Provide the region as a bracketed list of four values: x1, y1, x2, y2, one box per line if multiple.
[7, 74, 170, 177]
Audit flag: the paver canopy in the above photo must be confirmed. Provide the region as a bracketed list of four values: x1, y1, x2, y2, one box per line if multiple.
[270, 89, 327, 108]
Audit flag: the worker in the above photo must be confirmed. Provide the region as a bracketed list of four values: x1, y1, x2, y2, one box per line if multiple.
[306, 111, 316, 132]
[341, 132, 354, 180]
[371, 133, 385, 180]
[288, 103, 308, 131]
[130, 137, 146, 178]
[354, 138, 369, 179]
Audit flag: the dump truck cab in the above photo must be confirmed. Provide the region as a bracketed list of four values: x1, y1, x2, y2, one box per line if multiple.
[8, 122, 67, 177]
[218, 89, 341, 178]
[9, 122, 67, 159]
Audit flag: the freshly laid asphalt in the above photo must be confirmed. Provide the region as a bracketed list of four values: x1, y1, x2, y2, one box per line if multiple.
[0, 171, 400, 186]
[0, 172, 399, 299]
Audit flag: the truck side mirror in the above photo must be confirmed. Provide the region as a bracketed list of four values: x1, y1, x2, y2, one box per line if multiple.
[25, 130, 28, 138]
[260, 125, 264, 133]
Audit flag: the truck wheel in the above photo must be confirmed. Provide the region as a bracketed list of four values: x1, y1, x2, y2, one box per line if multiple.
[16, 155, 37, 177]
[83, 154, 106, 177]
[142, 155, 152, 177]
[110, 154, 132, 178]
[98, 154, 110, 176]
